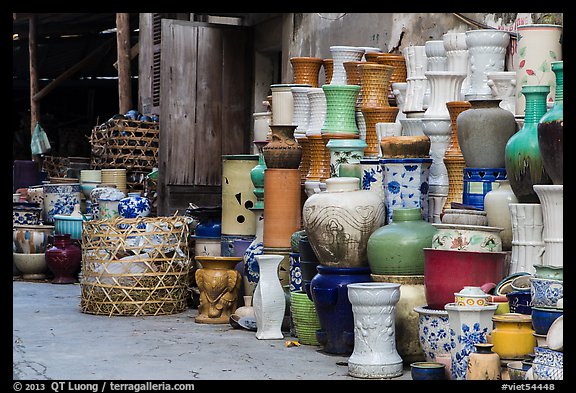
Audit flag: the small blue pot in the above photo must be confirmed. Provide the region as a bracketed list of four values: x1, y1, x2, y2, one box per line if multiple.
[410, 362, 446, 380]
[506, 290, 532, 315]
[531, 307, 563, 335]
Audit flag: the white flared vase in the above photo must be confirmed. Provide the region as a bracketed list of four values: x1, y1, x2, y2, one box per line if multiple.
[347, 282, 403, 379]
[421, 118, 452, 196]
[243, 208, 264, 296]
[306, 88, 327, 137]
[403, 45, 428, 113]
[425, 40, 447, 72]
[443, 32, 470, 100]
[486, 71, 517, 115]
[508, 203, 544, 275]
[464, 29, 510, 100]
[423, 71, 467, 118]
[291, 86, 312, 138]
[533, 185, 563, 268]
[445, 303, 498, 380]
[329, 46, 365, 86]
[253, 254, 286, 339]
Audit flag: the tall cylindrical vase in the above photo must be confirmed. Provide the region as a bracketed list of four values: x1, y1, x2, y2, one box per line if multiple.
[505, 85, 552, 203]
[533, 185, 563, 268]
[464, 29, 510, 100]
[253, 254, 286, 339]
[263, 169, 301, 248]
[443, 32, 469, 101]
[321, 84, 361, 136]
[357, 62, 394, 108]
[306, 87, 328, 184]
[515, 24, 563, 116]
[347, 282, 403, 379]
[402, 46, 427, 113]
[487, 71, 517, 114]
[270, 83, 310, 125]
[508, 203, 544, 275]
[221, 155, 258, 237]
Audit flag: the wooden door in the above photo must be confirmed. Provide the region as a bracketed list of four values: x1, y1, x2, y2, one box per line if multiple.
[157, 19, 253, 215]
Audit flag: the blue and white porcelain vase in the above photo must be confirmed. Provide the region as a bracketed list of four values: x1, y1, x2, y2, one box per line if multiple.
[42, 183, 82, 224]
[380, 158, 432, 223]
[531, 346, 563, 380]
[243, 207, 264, 297]
[360, 158, 384, 202]
[413, 305, 452, 362]
[444, 302, 498, 380]
[118, 192, 151, 218]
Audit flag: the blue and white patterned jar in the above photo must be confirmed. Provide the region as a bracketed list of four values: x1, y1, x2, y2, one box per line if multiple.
[42, 183, 81, 224]
[289, 252, 302, 292]
[530, 276, 563, 308]
[380, 158, 432, 223]
[413, 305, 452, 362]
[532, 346, 563, 380]
[13, 203, 42, 226]
[118, 192, 151, 218]
[360, 158, 384, 202]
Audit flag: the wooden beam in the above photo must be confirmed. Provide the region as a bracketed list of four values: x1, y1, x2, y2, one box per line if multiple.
[113, 42, 139, 70]
[32, 36, 114, 102]
[116, 13, 132, 114]
[29, 15, 39, 143]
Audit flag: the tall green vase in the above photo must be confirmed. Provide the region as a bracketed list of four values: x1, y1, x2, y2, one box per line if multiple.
[537, 61, 563, 185]
[321, 84, 361, 136]
[505, 85, 552, 203]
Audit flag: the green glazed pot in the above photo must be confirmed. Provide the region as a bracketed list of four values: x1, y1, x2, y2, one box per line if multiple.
[321, 84, 361, 135]
[505, 85, 552, 203]
[367, 207, 438, 275]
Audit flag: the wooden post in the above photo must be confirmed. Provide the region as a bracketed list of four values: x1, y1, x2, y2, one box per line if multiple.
[29, 14, 40, 160]
[116, 13, 132, 114]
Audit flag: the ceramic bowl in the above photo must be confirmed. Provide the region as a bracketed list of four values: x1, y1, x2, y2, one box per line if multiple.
[454, 286, 491, 307]
[531, 307, 563, 335]
[53, 214, 86, 240]
[13, 224, 55, 254]
[12, 252, 49, 280]
[546, 315, 563, 352]
[507, 361, 527, 380]
[511, 274, 532, 292]
[532, 264, 563, 281]
[495, 272, 530, 296]
[441, 208, 488, 226]
[80, 181, 101, 200]
[410, 362, 446, 380]
[530, 276, 563, 308]
[431, 223, 503, 252]
[506, 290, 532, 315]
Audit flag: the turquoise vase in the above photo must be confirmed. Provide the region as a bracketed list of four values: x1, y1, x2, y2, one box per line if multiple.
[504, 85, 552, 203]
[537, 61, 563, 185]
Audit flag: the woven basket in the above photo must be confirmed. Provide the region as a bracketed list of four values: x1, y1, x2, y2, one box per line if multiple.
[80, 215, 191, 316]
[42, 155, 70, 179]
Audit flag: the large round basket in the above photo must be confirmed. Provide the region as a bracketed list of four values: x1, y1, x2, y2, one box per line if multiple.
[80, 215, 191, 316]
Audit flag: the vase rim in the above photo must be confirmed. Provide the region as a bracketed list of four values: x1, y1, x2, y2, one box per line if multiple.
[13, 224, 55, 230]
[271, 83, 311, 88]
[516, 23, 563, 29]
[521, 85, 550, 93]
[347, 282, 401, 290]
[492, 313, 532, 323]
[316, 265, 371, 274]
[379, 158, 432, 164]
[222, 154, 259, 160]
[326, 139, 367, 148]
[444, 302, 498, 311]
[195, 256, 243, 262]
[432, 223, 504, 232]
[410, 362, 446, 369]
[322, 84, 361, 91]
[413, 305, 448, 315]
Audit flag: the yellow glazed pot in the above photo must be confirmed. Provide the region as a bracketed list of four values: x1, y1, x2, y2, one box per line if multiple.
[489, 313, 536, 360]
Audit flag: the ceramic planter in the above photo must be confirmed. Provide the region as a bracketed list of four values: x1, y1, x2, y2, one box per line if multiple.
[12, 252, 49, 280]
[533, 185, 563, 268]
[42, 183, 81, 224]
[290, 290, 321, 346]
[532, 346, 563, 380]
[486, 71, 517, 114]
[413, 305, 452, 362]
[531, 307, 563, 336]
[326, 138, 367, 178]
[329, 46, 365, 86]
[462, 167, 507, 210]
[508, 203, 544, 275]
[533, 264, 563, 281]
[490, 313, 536, 360]
[13, 224, 54, 254]
[53, 214, 85, 240]
[441, 208, 487, 226]
[118, 192, 151, 218]
[431, 223, 503, 252]
[410, 362, 446, 380]
[530, 277, 563, 309]
[290, 57, 323, 88]
[321, 84, 361, 137]
[421, 117, 452, 195]
[221, 155, 258, 236]
[453, 286, 491, 307]
[506, 291, 532, 315]
[13, 202, 42, 226]
[483, 180, 518, 251]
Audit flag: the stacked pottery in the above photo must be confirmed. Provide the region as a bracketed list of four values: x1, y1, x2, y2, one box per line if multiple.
[291, 86, 312, 185]
[328, 46, 365, 86]
[530, 265, 563, 350]
[445, 286, 498, 380]
[13, 224, 54, 280]
[376, 52, 407, 106]
[13, 202, 42, 226]
[443, 31, 470, 101]
[305, 87, 328, 190]
[100, 169, 127, 195]
[290, 57, 323, 88]
[531, 346, 563, 380]
[367, 207, 437, 364]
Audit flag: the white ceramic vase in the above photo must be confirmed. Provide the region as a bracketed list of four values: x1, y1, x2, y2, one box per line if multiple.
[486, 71, 517, 114]
[444, 302, 498, 380]
[347, 282, 403, 379]
[508, 203, 544, 275]
[253, 253, 286, 340]
[291, 86, 311, 138]
[329, 46, 365, 86]
[464, 29, 510, 100]
[483, 180, 518, 251]
[400, 112, 425, 136]
[443, 32, 470, 100]
[421, 118, 452, 196]
[413, 305, 452, 362]
[391, 82, 408, 125]
[403, 45, 428, 113]
[533, 185, 563, 268]
[270, 83, 308, 125]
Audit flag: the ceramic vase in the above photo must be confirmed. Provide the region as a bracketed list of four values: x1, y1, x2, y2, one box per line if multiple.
[290, 57, 323, 88]
[515, 24, 563, 116]
[13, 224, 54, 256]
[391, 81, 408, 124]
[253, 254, 286, 340]
[380, 157, 432, 223]
[194, 256, 242, 324]
[399, 113, 425, 136]
[538, 61, 563, 185]
[321, 84, 361, 136]
[444, 302, 498, 380]
[323, 59, 333, 84]
[376, 53, 407, 104]
[506, 85, 552, 203]
[270, 83, 310, 125]
[358, 62, 394, 109]
[250, 141, 267, 209]
[464, 29, 510, 100]
[42, 183, 82, 224]
[326, 139, 367, 178]
[423, 71, 466, 119]
[402, 45, 428, 113]
[263, 169, 301, 248]
[347, 282, 403, 379]
[44, 233, 82, 284]
[466, 343, 501, 380]
[302, 177, 385, 268]
[262, 125, 302, 169]
[309, 265, 372, 355]
[344, 60, 362, 87]
[425, 40, 447, 71]
[367, 207, 437, 275]
[457, 98, 516, 169]
[413, 305, 452, 362]
[117, 192, 151, 218]
[421, 118, 452, 196]
[370, 274, 426, 364]
[431, 223, 503, 253]
[252, 111, 272, 151]
[508, 203, 544, 275]
[359, 158, 384, 202]
[531, 346, 563, 380]
[329, 46, 365, 86]
[484, 180, 518, 251]
[243, 207, 264, 296]
[487, 71, 517, 114]
[533, 185, 563, 268]
[291, 85, 311, 142]
[490, 313, 536, 361]
[462, 167, 507, 210]
[306, 87, 328, 183]
[443, 32, 470, 100]
[221, 155, 258, 237]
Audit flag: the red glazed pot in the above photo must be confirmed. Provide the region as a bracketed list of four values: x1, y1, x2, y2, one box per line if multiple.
[423, 248, 506, 310]
[45, 233, 82, 284]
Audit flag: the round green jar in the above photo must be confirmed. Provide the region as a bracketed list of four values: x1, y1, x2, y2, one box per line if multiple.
[367, 207, 437, 275]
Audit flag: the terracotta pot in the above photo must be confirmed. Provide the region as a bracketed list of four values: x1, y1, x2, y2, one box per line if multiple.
[322, 59, 333, 84]
[357, 62, 394, 109]
[423, 248, 506, 310]
[343, 61, 362, 86]
[360, 106, 399, 158]
[263, 169, 301, 248]
[380, 135, 430, 158]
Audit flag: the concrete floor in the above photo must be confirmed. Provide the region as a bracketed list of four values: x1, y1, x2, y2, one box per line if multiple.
[13, 279, 414, 381]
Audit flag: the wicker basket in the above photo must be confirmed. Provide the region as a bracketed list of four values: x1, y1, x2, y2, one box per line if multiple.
[42, 155, 70, 179]
[80, 215, 191, 316]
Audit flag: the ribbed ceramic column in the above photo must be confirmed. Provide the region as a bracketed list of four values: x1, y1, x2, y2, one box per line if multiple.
[402, 46, 428, 113]
[347, 282, 403, 379]
[464, 29, 510, 100]
[329, 46, 365, 85]
[270, 83, 310, 125]
[361, 107, 399, 158]
[421, 71, 467, 196]
[305, 88, 327, 187]
[400, 112, 425, 136]
[443, 32, 469, 101]
[424, 40, 447, 111]
[292, 86, 312, 184]
[392, 82, 408, 126]
[533, 185, 563, 268]
[357, 63, 394, 108]
[508, 203, 544, 275]
[377, 53, 408, 106]
[290, 56, 323, 88]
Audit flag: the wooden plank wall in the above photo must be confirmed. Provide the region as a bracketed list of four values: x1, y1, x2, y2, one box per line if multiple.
[157, 19, 253, 216]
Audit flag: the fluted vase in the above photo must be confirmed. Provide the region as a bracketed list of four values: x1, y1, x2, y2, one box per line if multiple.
[443, 101, 471, 210]
[253, 254, 286, 339]
[487, 71, 517, 114]
[508, 203, 544, 275]
[377, 53, 407, 104]
[533, 185, 563, 268]
[306, 87, 328, 184]
[443, 32, 470, 100]
[358, 62, 394, 109]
